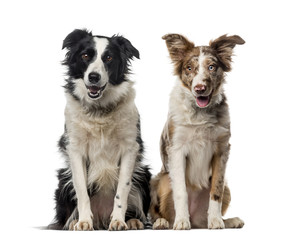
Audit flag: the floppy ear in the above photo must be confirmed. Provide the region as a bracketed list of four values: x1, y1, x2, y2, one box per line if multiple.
[113, 36, 140, 60]
[162, 34, 194, 62]
[62, 29, 92, 50]
[209, 34, 245, 72]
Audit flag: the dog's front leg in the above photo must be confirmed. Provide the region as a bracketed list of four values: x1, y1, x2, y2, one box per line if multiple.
[69, 150, 93, 230]
[169, 149, 191, 230]
[208, 144, 230, 229]
[109, 144, 138, 231]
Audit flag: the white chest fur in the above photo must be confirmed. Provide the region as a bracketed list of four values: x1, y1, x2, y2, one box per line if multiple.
[174, 125, 216, 189]
[86, 121, 121, 191]
[64, 91, 138, 192]
[169, 81, 229, 189]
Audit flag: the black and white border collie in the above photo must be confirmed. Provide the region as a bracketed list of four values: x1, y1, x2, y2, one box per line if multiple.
[49, 29, 151, 231]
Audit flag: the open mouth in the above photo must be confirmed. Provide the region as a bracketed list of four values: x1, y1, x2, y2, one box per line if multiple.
[196, 92, 213, 108]
[87, 83, 107, 99]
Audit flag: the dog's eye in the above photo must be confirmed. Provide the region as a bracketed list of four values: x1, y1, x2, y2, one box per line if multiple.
[106, 55, 112, 62]
[82, 54, 90, 61]
[187, 66, 192, 71]
[208, 65, 215, 71]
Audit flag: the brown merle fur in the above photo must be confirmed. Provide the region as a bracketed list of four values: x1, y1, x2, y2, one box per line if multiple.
[150, 34, 245, 229]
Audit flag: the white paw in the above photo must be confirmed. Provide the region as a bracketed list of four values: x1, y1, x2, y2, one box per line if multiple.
[208, 216, 225, 229]
[109, 219, 128, 231]
[153, 218, 169, 230]
[73, 219, 93, 231]
[173, 218, 191, 230]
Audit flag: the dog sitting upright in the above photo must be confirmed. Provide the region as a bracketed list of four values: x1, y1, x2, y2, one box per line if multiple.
[49, 29, 151, 231]
[150, 34, 245, 230]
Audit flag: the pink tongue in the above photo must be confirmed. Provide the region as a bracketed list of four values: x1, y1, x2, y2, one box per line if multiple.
[89, 86, 100, 94]
[196, 96, 209, 108]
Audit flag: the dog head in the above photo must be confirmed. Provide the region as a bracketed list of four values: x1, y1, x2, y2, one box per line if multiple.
[62, 29, 139, 100]
[163, 34, 245, 108]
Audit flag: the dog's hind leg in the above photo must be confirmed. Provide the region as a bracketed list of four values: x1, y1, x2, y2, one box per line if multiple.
[149, 173, 174, 230]
[125, 165, 151, 230]
[50, 168, 77, 230]
[224, 217, 244, 228]
[126, 219, 144, 230]
[221, 184, 231, 215]
[64, 208, 78, 230]
[221, 185, 244, 229]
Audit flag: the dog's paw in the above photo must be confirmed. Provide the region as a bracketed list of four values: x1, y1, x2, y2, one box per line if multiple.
[208, 216, 225, 229]
[68, 220, 78, 230]
[224, 217, 245, 228]
[153, 218, 169, 230]
[126, 219, 144, 230]
[109, 219, 128, 231]
[73, 219, 93, 231]
[173, 218, 191, 230]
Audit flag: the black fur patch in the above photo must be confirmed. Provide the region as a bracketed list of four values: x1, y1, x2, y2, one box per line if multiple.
[61, 29, 139, 101]
[51, 168, 76, 229]
[50, 29, 150, 230]
[131, 165, 151, 218]
[213, 194, 220, 201]
[136, 117, 144, 157]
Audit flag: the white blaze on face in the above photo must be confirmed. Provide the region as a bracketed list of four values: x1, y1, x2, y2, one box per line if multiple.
[191, 48, 207, 94]
[84, 37, 109, 87]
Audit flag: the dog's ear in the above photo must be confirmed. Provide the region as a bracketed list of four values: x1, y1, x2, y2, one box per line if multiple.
[113, 36, 140, 60]
[62, 29, 92, 50]
[209, 34, 245, 72]
[162, 34, 194, 62]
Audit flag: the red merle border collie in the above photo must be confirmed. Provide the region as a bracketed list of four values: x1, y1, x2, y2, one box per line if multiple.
[149, 34, 245, 230]
[49, 29, 151, 231]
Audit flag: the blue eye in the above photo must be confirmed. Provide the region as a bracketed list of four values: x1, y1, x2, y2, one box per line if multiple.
[208, 65, 215, 71]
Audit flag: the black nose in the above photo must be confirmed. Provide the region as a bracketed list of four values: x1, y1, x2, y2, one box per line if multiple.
[88, 72, 101, 84]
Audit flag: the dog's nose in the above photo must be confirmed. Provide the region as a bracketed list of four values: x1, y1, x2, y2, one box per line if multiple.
[194, 84, 206, 95]
[88, 72, 101, 84]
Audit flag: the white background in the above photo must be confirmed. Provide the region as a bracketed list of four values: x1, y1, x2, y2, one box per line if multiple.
[0, 0, 287, 239]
